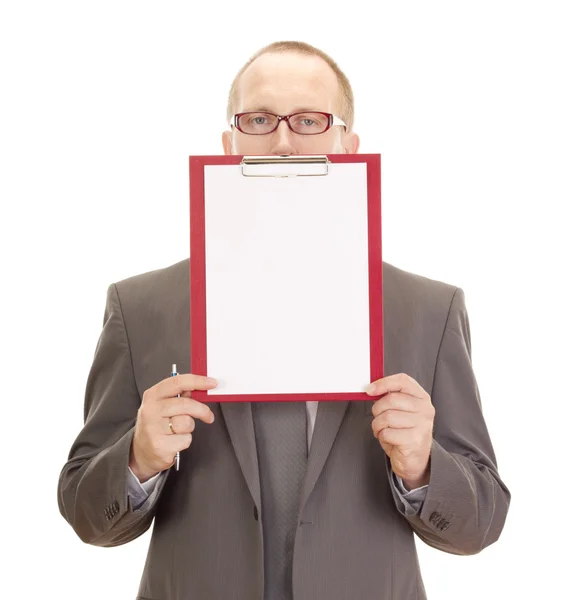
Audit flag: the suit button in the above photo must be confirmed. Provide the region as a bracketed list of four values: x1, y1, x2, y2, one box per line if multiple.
[441, 521, 451, 531]
[253, 506, 259, 521]
[429, 511, 440, 524]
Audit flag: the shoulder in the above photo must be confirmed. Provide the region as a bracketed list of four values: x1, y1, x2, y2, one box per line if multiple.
[383, 260, 459, 294]
[382, 260, 462, 323]
[112, 257, 190, 307]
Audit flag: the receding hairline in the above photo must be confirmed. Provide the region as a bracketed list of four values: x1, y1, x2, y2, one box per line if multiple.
[226, 41, 355, 132]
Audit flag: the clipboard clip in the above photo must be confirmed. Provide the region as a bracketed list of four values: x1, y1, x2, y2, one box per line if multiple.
[241, 155, 330, 178]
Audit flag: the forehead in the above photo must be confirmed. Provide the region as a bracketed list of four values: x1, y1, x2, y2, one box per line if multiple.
[236, 52, 340, 113]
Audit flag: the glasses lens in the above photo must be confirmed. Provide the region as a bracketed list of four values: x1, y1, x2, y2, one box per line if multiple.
[238, 112, 278, 134]
[288, 113, 329, 134]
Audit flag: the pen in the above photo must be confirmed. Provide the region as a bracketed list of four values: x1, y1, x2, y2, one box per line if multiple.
[171, 363, 180, 471]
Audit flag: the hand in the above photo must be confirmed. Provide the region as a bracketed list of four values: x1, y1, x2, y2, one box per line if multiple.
[129, 374, 218, 482]
[366, 373, 434, 490]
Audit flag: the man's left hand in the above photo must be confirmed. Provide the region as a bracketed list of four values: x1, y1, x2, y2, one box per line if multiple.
[366, 373, 434, 490]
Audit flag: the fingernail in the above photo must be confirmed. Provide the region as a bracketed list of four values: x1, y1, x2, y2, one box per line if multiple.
[366, 384, 376, 395]
[206, 377, 217, 385]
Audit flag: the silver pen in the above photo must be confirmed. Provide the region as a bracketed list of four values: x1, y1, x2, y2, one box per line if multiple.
[171, 363, 180, 471]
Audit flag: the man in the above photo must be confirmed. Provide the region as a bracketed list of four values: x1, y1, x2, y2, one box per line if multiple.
[58, 41, 510, 599]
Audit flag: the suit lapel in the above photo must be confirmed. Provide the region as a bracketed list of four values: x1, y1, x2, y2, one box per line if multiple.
[219, 402, 262, 513]
[298, 400, 349, 516]
[220, 399, 349, 520]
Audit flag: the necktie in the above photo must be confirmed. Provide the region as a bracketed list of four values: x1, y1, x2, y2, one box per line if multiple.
[252, 401, 308, 600]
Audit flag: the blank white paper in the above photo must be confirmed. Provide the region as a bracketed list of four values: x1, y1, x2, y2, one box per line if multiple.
[203, 162, 370, 396]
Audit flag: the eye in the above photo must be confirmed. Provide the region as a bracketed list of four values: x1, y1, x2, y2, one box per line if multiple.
[289, 113, 327, 133]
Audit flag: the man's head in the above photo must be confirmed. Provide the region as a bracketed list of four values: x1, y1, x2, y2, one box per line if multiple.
[222, 41, 360, 156]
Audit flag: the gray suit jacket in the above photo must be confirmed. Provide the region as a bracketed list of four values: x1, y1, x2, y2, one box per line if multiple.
[57, 259, 510, 600]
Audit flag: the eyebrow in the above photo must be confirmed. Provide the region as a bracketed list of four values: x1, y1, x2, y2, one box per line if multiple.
[242, 107, 323, 114]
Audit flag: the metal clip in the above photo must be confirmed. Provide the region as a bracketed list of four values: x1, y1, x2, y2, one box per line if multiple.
[240, 155, 330, 177]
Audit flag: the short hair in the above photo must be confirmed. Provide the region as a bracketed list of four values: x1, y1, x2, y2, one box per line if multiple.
[226, 41, 355, 132]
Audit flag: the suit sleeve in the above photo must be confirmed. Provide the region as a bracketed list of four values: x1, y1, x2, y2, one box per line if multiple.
[388, 287, 511, 555]
[57, 283, 170, 547]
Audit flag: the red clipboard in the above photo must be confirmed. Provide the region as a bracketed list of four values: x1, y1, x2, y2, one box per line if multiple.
[189, 153, 383, 403]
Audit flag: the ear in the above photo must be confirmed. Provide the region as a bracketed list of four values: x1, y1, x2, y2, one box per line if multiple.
[222, 130, 233, 155]
[342, 131, 360, 154]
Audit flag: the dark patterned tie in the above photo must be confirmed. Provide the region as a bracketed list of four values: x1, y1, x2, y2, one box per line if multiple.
[252, 401, 308, 600]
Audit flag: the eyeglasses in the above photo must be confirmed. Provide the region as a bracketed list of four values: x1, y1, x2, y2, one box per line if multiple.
[232, 111, 347, 135]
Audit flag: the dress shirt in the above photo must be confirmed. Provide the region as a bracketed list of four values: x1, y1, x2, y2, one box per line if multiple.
[127, 401, 428, 513]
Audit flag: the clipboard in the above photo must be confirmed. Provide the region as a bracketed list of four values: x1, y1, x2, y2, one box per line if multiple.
[189, 153, 383, 403]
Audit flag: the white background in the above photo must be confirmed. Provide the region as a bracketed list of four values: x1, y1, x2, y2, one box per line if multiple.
[1, 1, 565, 598]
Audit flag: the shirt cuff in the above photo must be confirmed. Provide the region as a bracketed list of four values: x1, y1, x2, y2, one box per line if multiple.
[389, 469, 428, 515]
[394, 473, 429, 496]
[127, 467, 163, 510]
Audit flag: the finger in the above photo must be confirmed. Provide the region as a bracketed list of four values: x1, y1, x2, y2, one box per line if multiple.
[159, 397, 215, 423]
[377, 427, 414, 446]
[371, 393, 420, 417]
[164, 433, 193, 457]
[372, 410, 416, 436]
[165, 415, 196, 435]
[366, 373, 423, 398]
[148, 373, 218, 402]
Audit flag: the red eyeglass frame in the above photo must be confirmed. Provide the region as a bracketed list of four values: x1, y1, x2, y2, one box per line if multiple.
[232, 111, 346, 135]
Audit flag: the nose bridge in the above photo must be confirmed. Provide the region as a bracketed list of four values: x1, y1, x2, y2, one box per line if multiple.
[273, 115, 293, 141]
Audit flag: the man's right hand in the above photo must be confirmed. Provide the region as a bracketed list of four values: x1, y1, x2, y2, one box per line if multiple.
[129, 373, 218, 482]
